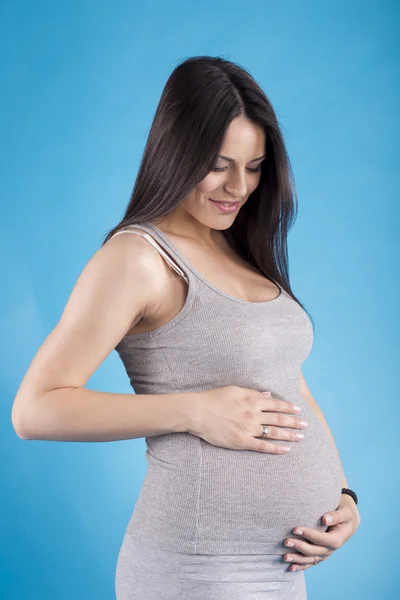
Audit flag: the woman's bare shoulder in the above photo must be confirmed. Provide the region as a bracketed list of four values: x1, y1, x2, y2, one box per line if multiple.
[12, 231, 169, 406]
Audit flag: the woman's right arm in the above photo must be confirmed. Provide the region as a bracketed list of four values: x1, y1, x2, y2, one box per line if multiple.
[11, 234, 198, 442]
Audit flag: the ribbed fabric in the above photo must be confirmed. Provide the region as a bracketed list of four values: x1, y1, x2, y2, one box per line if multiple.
[113, 221, 342, 555]
[115, 534, 307, 599]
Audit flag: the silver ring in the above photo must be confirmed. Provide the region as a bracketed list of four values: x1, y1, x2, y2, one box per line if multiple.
[261, 425, 269, 438]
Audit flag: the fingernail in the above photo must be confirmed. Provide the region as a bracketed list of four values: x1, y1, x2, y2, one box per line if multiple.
[262, 391, 271, 396]
[324, 515, 332, 524]
[293, 404, 301, 412]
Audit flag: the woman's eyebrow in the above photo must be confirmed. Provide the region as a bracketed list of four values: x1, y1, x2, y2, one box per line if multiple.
[218, 154, 266, 163]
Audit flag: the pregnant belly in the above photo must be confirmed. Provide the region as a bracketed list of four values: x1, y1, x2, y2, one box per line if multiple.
[136, 395, 343, 554]
[194, 398, 343, 553]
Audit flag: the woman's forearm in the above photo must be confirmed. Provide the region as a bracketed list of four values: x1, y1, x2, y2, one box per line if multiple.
[12, 386, 198, 442]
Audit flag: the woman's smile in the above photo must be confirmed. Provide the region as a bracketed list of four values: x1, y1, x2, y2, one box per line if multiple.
[209, 198, 240, 213]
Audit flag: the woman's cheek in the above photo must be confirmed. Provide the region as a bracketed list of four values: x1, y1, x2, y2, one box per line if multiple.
[199, 173, 223, 194]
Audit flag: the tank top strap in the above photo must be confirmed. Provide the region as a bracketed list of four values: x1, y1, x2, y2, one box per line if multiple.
[109, 223, 189, 283]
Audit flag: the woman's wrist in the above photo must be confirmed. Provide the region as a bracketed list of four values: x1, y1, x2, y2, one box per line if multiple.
[341, 487, 358, 506]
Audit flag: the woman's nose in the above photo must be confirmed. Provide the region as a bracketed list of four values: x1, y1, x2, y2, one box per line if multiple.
[224, 172, 248, 199]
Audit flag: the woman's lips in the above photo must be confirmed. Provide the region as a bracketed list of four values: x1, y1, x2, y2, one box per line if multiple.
[210, 199, 239, 213]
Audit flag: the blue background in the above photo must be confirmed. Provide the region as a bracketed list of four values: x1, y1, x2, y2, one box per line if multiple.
[1, 1, 398, 598]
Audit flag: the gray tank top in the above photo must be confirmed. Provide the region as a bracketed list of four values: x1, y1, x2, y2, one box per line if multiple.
[112, 221, 343, 555]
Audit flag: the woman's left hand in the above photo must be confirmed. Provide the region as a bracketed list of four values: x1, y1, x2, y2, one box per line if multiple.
[282, 493, 361, 571]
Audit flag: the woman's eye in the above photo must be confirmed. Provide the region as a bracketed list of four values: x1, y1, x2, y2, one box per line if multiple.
[211, 166, 261, 173]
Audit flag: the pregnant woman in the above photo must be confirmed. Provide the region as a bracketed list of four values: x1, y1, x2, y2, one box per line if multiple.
[12, 56, 360, 599]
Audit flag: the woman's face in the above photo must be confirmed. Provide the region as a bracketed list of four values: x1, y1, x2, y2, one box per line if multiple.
[181, 115, 266, 231]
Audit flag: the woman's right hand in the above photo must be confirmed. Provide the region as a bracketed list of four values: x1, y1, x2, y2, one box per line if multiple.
[187, 385, 308, 454]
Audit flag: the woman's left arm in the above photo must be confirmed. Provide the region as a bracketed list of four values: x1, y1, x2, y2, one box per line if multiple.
[281, 371, 361, 572]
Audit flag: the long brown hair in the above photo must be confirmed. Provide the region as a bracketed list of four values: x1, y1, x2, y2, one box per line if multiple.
[101, 55, 314, 330]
